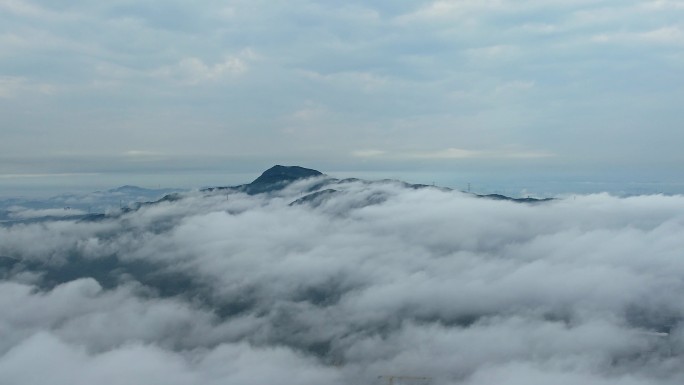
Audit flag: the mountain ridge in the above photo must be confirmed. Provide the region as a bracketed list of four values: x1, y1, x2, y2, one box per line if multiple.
[2, 165, 553, 225]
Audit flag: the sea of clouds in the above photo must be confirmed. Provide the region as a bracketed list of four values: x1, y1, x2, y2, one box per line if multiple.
[2, 177, 684, 384]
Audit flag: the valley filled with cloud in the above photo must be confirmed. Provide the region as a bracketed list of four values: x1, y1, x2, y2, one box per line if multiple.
[2, 172, 684, 384]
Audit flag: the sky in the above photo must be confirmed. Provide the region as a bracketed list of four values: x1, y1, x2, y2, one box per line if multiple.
[2, 0, 684, 194]
[3, 178, 684, 384]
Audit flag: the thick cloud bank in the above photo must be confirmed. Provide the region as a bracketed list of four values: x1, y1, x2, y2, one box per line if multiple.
[2, 177, 684, 384]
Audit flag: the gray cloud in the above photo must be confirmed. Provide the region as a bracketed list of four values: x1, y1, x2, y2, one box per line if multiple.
[2, 177, 684, 383]
[1, 1, 683, 180]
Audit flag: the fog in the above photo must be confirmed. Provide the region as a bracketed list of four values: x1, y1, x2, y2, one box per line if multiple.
[2, 177, 684, 384]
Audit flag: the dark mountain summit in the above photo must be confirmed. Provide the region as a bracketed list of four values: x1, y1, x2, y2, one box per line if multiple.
[228, 165, 326, 195]
[202, 165, 326, 195]
[250, 165, 323, 186]
[110, 185, 149, 193]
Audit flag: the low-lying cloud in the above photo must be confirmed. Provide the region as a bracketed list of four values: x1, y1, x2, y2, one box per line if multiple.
[2, 177, 684, 384]
[5, 206, 87, 220]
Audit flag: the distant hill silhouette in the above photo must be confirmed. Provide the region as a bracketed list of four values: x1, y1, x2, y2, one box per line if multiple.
[244, 165, 324, 194]
[2, 165, 553, 225]
[251, 165, 323, 185]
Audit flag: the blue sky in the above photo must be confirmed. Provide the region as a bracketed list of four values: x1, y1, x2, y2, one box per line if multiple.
[2, 0, 683, 192]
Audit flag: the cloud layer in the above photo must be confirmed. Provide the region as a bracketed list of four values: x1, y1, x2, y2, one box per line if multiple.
[2, 178, 684, 384]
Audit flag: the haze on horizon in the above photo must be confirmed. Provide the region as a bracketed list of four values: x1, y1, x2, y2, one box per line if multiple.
[2, 0, 684, 193]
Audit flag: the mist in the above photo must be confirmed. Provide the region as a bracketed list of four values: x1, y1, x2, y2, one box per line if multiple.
[2, 176, 684, 384]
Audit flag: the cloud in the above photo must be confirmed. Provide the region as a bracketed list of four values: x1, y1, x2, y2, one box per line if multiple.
[351, 149, 387, 158]
[592, 26, 684, 45]
[123, 150, 162, 157]
[0, 76, 55, 98]
[349, 147, 554, 160]
[641, 0, 684, 11]
[286, 101, 331, 123]
[152, 50, 255, 85]
[494, 80, 535, 95]
[2, 178, 684, 383]
[2, 0, 684, 173]
[299, 70, 390, 92]
[396, 0, 507, 23]
[0, 173, 100, 179]
[6, 206, 87, 219]
[0, 331, 342, 385]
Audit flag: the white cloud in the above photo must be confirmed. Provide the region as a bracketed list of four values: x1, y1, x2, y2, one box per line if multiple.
[396, 0, 507, 23]
[351, 149, 386, 158]
[123, 150, 161, 157]
[152, 50, 256, 85]
[290, 104, 328, 122]
[519, 22, 560, 34]
[347, 147, 553, 160]
[641, 0, 684, 11]
[593, 26, 684, 45]
[3, 178, 684, 383]
[640, 26, 684, 44]
[0, 0, 80, 21]
[6, 206, 87, 219]
[495, 80, 535, 95]
[300, 70, 390, 92]
[0, 173, 100, 179]
[0, 76, 55, 98]
[2, 0, 684, 171]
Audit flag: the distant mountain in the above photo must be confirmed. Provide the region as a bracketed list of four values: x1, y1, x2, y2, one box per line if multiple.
[204, 165, 331, 195]
[1, 166, 553, 225]
[251, 165, 323, 185]
[109, 185, 157, 193]
[477, 193, 554, 203]
[0, 185, 184, 223]
[204, 164, 552, 205]
[244, 165, 326, 194]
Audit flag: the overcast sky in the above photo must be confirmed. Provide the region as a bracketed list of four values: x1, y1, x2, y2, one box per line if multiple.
[2, 0, 683, 190]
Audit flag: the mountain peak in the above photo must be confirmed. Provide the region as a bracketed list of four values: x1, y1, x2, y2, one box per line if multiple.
[250, 165, 323, 186]
[110, 185, 146, 193]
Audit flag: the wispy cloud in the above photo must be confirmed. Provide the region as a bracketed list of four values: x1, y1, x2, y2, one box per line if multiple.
[151, 50, 256, 85]
[7, 206, 87, 219]
[351, 149, 387, 158]
[593, 26, 684, 45]
[0, 76, 55, 98]
[0, 173, 100, 179]
[352, 147, 554, 160]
